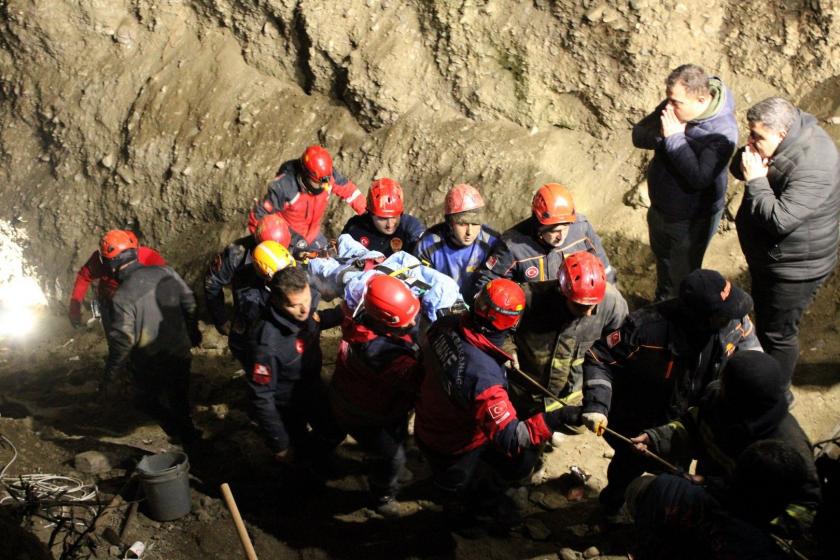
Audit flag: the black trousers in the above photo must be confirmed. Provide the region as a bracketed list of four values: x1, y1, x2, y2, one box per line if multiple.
[648, 207, 723, 301]
[130, 357, 197, 442]
[349, 420, 409, 498]
[750, 272, 828, 388]
[417, 438, 539, 499]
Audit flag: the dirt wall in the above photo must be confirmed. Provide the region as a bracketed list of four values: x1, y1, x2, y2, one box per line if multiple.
[1, 0, 839, 300]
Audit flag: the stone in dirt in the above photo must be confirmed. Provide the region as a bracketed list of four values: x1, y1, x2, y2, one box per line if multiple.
[74, 450, 111, 474]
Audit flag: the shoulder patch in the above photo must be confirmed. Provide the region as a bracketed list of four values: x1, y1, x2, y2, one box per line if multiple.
[360, 236, 370, 247]
[485, 255, 498, 270]
[488, 400, 511, 425]
[607, 330, 621, 348]
[524, 265, 539, 279]
[295, 338, 305, 354]
[252, 363, 271, 385]
[262, 200, 274, 213]
[390, 237, 403, 253]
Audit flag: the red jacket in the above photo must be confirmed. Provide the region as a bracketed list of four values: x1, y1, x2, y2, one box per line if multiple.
[248, 160, 365, 244]
[330, 317, 422, 428]
[70, 246, 166, 304]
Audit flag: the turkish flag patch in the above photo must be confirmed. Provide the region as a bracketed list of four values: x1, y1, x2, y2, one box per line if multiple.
[360, 236, 370, 247]
[488, 401, 511, 425]
[607, 330, 621, 348]
[525, 266, 539, 279]
[262, 199, 274, 213]
[485, 255, 498, 270]
[252, 363, 271, 385]
[211, 254, 223, 272]
[295, 339, 305, 354]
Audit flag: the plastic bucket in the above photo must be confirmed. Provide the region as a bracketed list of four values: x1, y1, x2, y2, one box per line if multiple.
[136, 451, 192, 521]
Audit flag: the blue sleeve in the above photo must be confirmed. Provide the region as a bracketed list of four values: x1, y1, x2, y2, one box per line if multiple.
[632, 101, 667, 149]
[663, 129, 736, 191]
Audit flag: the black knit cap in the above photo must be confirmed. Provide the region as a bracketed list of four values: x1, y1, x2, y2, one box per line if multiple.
[679, 269, 752, 320]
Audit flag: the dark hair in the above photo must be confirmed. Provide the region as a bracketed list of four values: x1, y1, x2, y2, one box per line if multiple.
[665, 64, 710, 97]
[269, 265, 309, 300]
[732, 439, 809, 523]
[746, 97, 797, 134]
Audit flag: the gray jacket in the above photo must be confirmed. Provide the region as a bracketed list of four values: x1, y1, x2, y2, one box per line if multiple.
[732, 111, 840, 280]
[106, 263, 200, 372]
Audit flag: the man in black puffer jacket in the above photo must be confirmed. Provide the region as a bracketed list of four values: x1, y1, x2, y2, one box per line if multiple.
[731, 97, 840, 392]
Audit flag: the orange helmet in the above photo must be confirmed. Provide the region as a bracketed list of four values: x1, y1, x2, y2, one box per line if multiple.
[363, 274, 420, 328]
[366, 178, 404, 218]
[473, 279, 526, 331]
[532, 183, 575, 226]
[100, 230, 139, 260]
[254, 214, 292, 247]
[444, 183, 484, 215]
[559, 252, 606, 305]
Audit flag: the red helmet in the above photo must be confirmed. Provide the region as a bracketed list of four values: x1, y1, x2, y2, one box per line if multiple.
[473, 279, 526, 331]
[300, 145, 333, 183]
[366, 178, 404, 218]
[444, 183, 484, 215]
[363, 274, 420, 328]
[254, 214, 292, 247]
[100, 229, 139, 260]
[532, 183, 575, 225]
[558, 251, 606, 305]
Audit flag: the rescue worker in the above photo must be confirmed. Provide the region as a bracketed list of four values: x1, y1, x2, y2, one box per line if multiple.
[415, 183, 499, 302]
[329, 274, 423, 517]
[248, 145, 366, 250]
[626, 440, 812, 560]
[99, 238, 202, 444]
[474, 183, 615, 297]
[414, 278, 581, 533]
[631, 350, 821, 536]
[68, 229, 165, 330]
[341, 178, 425, 256]
[578, 268, 761, 516]
[509, 251, 628, 420]
[246, 258, 345, 465]
[204, 214, 301, 365]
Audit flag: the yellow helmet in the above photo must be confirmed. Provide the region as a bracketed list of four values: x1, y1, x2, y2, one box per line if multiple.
[252, 240, 296, 280]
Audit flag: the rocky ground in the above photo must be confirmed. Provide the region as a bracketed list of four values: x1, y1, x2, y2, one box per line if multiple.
[1, 251, 838, 559]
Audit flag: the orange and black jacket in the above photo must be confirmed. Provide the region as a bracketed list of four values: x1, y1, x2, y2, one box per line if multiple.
[582, 299, 761, 429]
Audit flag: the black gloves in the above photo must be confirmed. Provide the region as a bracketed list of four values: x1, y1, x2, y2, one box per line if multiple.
[544, 405, 583, 431]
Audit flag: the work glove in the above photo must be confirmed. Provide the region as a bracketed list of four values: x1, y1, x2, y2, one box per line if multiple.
[545, 405, 582, 431]
[68, 300, 83, 328]
[582, 412, 608, 436]
[215, 321, 231, 336]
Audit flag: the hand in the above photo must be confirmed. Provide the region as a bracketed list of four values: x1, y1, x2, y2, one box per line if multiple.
[545, 405, 582, 431]
[660, 104, 686, 137]
[630, 433, 650, 454]
[216, 321, 231, 336]
[68, 301, 83, 328]
[582, 412, 608, 436]
[741, 145, 769, 181]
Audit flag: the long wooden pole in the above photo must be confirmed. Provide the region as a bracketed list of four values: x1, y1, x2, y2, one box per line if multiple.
[220, 483, 258, 560]
[507, 364, 680, 473]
